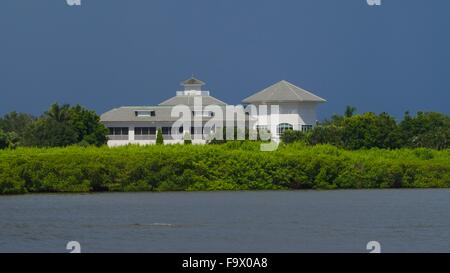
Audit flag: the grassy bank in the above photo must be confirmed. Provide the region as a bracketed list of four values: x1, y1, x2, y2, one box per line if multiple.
[0, 142, 449, 194]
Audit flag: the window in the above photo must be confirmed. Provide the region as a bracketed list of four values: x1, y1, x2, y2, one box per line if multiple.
[167, 126, 184, 134]
[301, 125, 313, 132]
[161, 127, 171, 135]
[134, 127, 156, 140]
[135, 110, 155, 117]
[135, 127, 156, 135]
[277, 123, 293, 135]
[190, 127, 203, 135]
[108, 127, 128, 135]
[108, 127, 129, 140]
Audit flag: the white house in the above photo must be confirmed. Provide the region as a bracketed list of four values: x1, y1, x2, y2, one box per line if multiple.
[242, 80, 326, 140]
[100, 77, 326, 146]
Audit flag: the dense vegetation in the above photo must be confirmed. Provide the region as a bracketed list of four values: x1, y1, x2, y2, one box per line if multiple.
[0, 103, 107, 148]
[1, 104, 449, 150]
[0, 143, 449, 194]
[1, 104, 449, 194]
[281, 107, 450, 150]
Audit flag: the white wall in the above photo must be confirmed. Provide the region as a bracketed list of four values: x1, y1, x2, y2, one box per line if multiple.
[107, 139, 206, 147]
[103, 121, 207, 147]
[250, 102, 319, 139]
[103, 102, 320, 146]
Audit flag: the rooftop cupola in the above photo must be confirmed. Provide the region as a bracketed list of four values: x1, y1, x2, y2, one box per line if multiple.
[180, 76, 206, 95]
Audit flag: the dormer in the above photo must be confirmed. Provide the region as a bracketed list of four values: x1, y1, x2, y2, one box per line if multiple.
[134, 110, 155, 117]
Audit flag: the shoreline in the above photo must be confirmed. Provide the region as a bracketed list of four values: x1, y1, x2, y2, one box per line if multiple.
[2, 187, 450, 197]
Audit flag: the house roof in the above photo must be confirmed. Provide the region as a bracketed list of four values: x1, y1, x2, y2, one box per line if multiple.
[242, 80, 326, 104]
[100, 105, 237, 123]
[158, 95, 227, 106]
[181, 76, 205, 85]
[101, 107, 175, 122]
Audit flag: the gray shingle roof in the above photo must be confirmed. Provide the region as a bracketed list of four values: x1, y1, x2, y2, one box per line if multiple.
[159, 95, 227, 106]
[101, 107, 175, 122]
[242, 80, 326, 104]
[100, 105, 235, 122]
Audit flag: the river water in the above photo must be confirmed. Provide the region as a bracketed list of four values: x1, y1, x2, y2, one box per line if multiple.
[1, 189, 449, 252]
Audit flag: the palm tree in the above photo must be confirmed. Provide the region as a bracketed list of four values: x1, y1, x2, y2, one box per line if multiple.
[344, 105, 357, 118]
[45, 103, 70, 122]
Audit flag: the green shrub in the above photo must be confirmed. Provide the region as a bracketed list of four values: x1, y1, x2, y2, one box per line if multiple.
[183, 132, 192, 145]
[280, 130, 307, 144]
[0, 130, 8, 149]
[156, 129, 164, 145]
[0, 144, 449, 194]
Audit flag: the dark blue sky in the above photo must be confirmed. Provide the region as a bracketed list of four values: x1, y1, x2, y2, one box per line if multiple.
[0, 0, 449, 120]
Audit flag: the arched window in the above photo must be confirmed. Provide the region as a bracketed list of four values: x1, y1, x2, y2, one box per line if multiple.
[277, 123, 293, 135]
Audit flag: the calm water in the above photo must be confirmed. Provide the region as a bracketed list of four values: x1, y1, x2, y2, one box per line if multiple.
[0, 190, 449, 253]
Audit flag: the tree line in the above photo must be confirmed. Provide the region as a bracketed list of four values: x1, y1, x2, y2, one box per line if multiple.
[0, 103, 107, 149]
[281, 106, 450, 150]
[1, 104, 449, 150]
